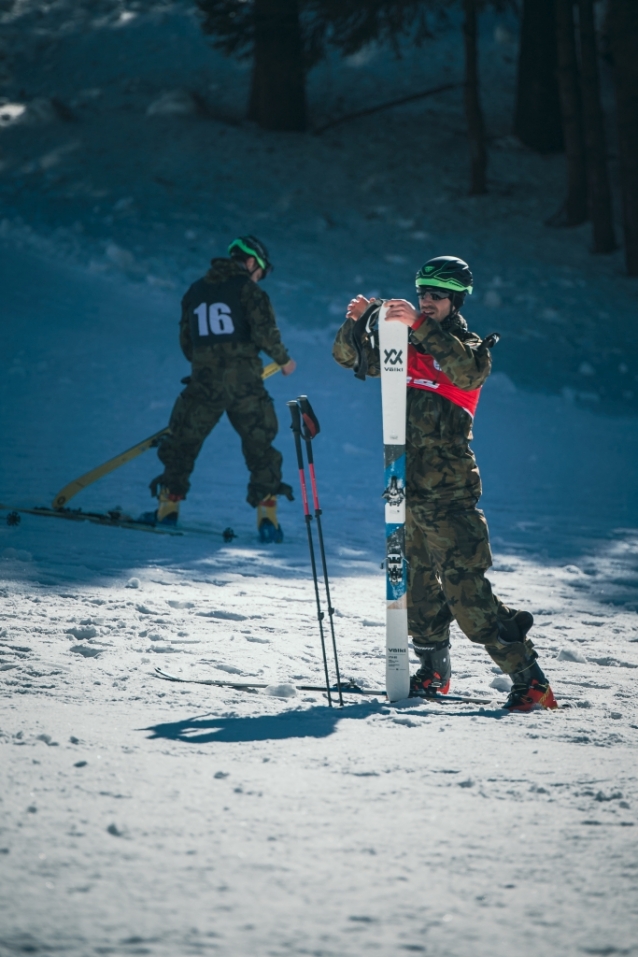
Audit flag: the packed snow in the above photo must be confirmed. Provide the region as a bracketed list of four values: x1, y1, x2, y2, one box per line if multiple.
[1, 3, 637, 956]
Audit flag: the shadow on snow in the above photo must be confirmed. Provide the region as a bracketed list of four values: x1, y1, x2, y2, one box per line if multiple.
[141, 700, 510, 745]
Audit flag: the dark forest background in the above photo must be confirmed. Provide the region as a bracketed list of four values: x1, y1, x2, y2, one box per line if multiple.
[197, 0, 638, 276]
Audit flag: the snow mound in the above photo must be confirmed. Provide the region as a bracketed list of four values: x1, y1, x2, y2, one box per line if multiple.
[490, 675, 512, 692]
[264, 683, 297, 698]
[146, 90, 199, 117]
[66, 626, 98, 640]
[2, 547, 32, 562]
[557, 647, 588, 663]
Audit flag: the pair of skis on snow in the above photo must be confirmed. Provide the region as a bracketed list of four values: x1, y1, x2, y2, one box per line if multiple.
[1, 362, 282, 537]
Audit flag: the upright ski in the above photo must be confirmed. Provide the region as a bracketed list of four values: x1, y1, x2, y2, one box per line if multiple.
[377, 304, 410, 702]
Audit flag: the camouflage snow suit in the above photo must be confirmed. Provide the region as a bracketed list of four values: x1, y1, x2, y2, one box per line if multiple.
[156, 258, 293, 507]
[333, 311, 535, 674]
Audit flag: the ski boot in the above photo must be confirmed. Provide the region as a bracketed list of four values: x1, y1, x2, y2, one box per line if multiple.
[410, 640, 451, 696]
[140, 486, 183, 526]
[504, 660, 558, 712]
[257, 496, 283, 543]
[493, 613, 558, 711]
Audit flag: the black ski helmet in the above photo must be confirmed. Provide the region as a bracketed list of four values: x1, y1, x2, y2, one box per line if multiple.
[415, 256, 473, 315]
[415, 256, 473, 294]
[228, 235, 273, 276]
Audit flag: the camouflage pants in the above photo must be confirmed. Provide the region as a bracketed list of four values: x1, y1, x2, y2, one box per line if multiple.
[157, 358, 284, 507]
[406, 438, 534, 674]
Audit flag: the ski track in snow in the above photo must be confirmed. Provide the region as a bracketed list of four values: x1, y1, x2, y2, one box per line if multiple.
[1, 4, 638, 955]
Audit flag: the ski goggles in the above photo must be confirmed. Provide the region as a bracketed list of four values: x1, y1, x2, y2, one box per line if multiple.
[415, 287, 451, 301]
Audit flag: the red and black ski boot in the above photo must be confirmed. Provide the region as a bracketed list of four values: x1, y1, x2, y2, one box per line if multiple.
[504, 660, 558, 712]
[410, 640, 451, 696]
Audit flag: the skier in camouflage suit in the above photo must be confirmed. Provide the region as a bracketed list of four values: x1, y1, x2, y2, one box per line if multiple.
[333, 256, 557, 712]
[148, 236, 296, 542]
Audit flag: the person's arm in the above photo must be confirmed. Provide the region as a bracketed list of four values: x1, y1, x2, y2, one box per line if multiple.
[242, 282, 291, 368]
[179, 296, 193, 362]
[384, 298, 491, 390]
[411, 319, 492, 390]
[332, 295, 381, 376]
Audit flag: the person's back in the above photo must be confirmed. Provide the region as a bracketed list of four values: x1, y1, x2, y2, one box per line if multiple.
[181, 256, 290, 369]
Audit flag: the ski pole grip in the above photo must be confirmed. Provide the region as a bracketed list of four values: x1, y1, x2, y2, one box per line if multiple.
[288, 399, 301, 434]
[297, 395, 320, 440]
[287, 400, 305, 470]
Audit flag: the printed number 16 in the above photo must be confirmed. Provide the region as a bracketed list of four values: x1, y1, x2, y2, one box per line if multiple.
[195, 302, 235, 336]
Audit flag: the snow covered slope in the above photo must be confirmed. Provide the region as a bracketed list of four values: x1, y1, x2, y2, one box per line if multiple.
[1, 3, 638, 956]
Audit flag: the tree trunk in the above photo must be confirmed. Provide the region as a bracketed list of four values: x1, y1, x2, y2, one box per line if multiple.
[514, 0, 564, 152]
[608, 0, 638, 275]
[463, 0, 487, 195]
[577, 0, 617, 252]
[549, 0, 588, 225]
[248, 0, 307, 132]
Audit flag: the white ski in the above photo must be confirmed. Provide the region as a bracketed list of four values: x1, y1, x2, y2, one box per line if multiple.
[377, 304, 410, 702]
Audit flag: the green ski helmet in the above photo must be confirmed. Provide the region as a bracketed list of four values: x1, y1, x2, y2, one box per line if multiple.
[228, 235, 273, 276]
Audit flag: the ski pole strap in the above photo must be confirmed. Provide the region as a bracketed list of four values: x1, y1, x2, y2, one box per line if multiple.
[481, 332, 500, 349]
[297, 395, 320, 440]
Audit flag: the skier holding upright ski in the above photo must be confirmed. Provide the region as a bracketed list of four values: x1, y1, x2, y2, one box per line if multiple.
[333, 256, 558, 712]
[147, 236, 296, 542]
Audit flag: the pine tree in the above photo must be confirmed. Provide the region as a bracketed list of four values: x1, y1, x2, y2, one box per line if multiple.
[198, 0, 307, 131]
[514, 0, 564, 152]
[549, 0, 588, 226]
[577, 0, 616, 253]
[608, 0, 638, 274]
[463, 0, 487, 195]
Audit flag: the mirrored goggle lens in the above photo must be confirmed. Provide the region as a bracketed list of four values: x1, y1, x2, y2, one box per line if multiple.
[416, 287, 450, 301]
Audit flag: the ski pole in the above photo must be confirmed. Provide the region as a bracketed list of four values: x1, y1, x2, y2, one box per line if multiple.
[287, 400, 333, 707]
[297, 395, 343, 707]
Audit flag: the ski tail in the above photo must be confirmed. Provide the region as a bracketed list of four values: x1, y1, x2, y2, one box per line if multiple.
[51, 365, 280, 511]
[51, 427, 171, 509]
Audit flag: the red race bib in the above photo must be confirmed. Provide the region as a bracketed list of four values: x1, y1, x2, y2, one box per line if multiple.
[407, 347, 481, 418]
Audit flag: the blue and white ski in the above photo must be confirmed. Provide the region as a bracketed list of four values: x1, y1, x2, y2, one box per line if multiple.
[377, 304, 410, 702]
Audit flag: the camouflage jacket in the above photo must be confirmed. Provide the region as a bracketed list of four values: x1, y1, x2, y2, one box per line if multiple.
[179, 258, 291, 368]
[332, 310, 492, 445]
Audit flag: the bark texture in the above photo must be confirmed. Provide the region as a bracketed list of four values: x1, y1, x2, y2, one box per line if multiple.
[549, 0, 588, 225]
[248, 0, 307, 132]
[514, 0, 564, 152]
[578, 0, 616, 252]
[463, 0, 487, 195]
[609, 0, 638, 274]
